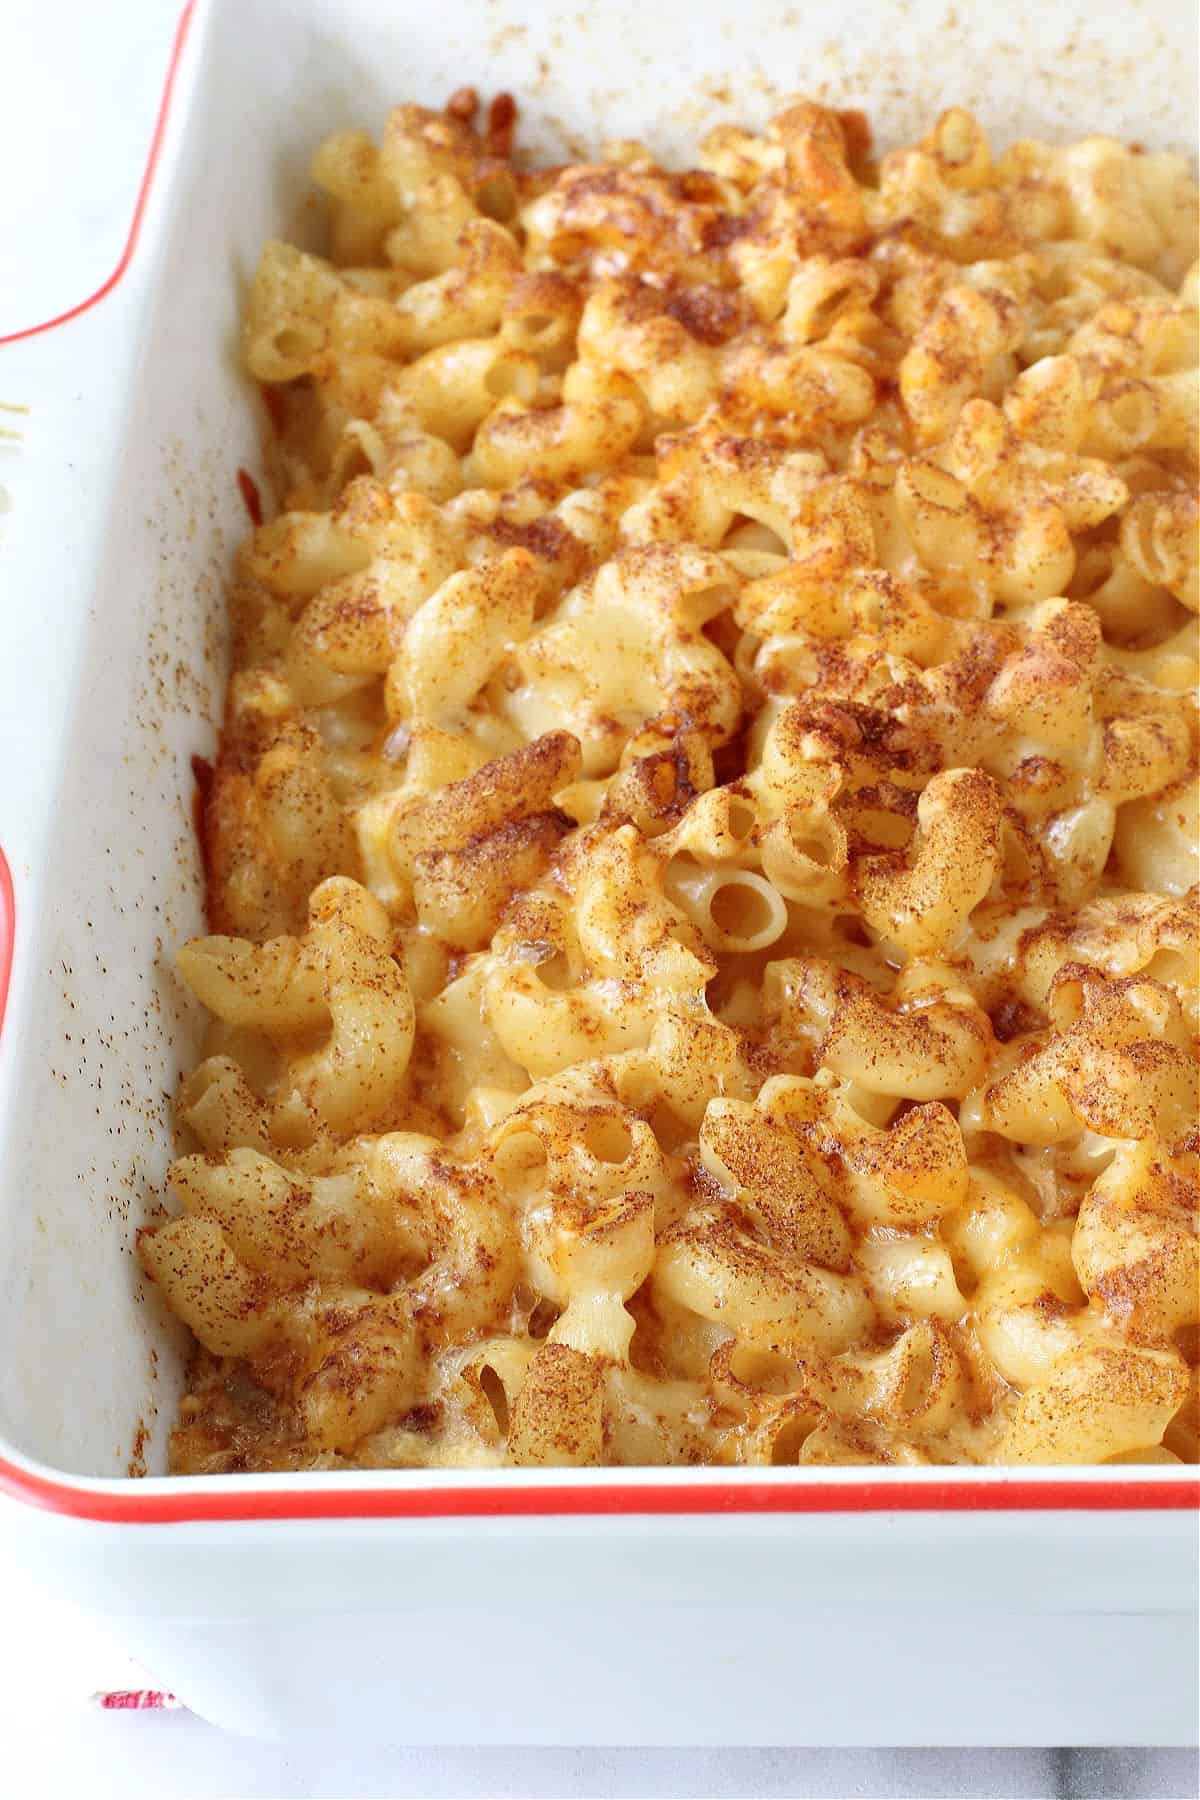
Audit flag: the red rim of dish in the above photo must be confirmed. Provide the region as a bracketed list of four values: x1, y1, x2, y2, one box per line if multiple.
[0, 1452, 1197, 1522]
[0, 0, 198, 347]
[0, 3, 1195, 1524]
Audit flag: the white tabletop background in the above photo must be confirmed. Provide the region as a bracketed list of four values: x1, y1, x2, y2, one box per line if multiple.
[0, 4, 1196, 1795]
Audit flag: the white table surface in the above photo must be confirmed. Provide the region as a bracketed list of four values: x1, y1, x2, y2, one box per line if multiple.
[1, 4, 1197, 1795]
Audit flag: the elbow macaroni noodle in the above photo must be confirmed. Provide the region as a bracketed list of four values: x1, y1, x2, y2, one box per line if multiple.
[140, 92, 1199, 1472]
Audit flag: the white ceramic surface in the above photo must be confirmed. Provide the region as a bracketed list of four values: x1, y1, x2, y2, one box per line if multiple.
[0, 0, 1195, 1744]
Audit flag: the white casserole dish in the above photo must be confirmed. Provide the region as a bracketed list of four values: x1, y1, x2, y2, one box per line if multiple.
[0, 0, 1197, 1744]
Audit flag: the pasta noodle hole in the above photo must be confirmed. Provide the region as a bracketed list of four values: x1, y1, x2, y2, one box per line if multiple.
[769, 1417, 811, 1465]
[791, 830, 833, 866]
[851, 806, 912, 850]
[727, 799, 757, 841]
[721, 517, 788, 557]
[700, 606, 741, 658]
[729, 1342, 799, 1394]
[534, 952, 575, 991]
[833, 914, 872, 947]
[582, 1115, 635, 1165]
[478, 1363, 510, 1435]
[271, 325, 321, 362]
[646, 1100, 694, 1155]
[513, 313, 556, 344]
[528, 1297, 560, 1340]
[1104, 387, 1157, 448]
[708, 878, 777, 943]
[806, 285, 857, 340]
[493, 1129, 548, 1184]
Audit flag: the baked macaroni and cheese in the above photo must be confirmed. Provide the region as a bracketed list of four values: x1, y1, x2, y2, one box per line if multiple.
[139, 94, 1200, 1471]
